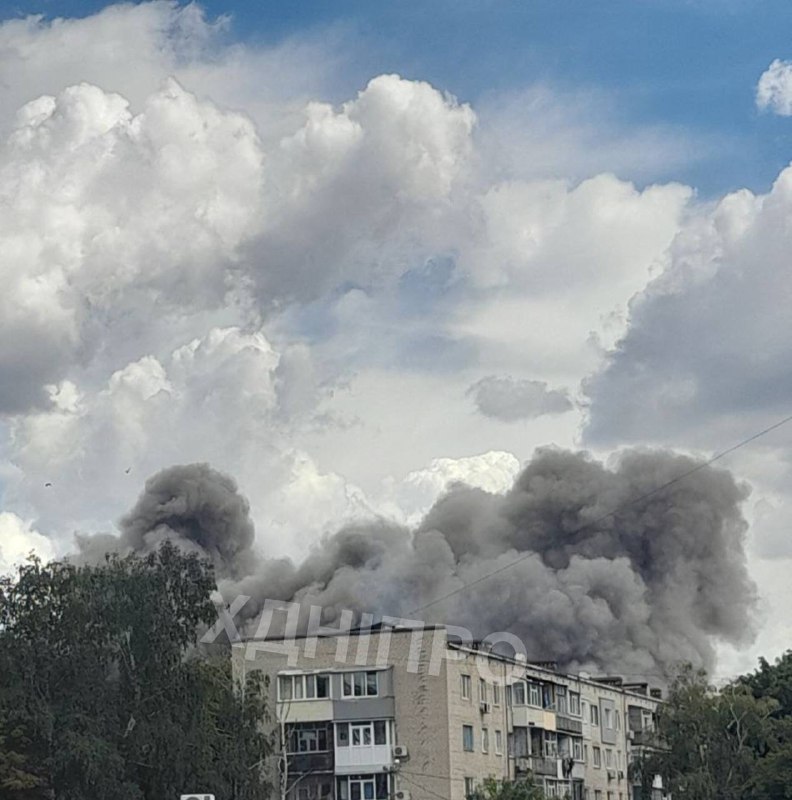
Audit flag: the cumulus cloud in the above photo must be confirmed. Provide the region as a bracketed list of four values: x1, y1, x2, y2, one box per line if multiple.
[0, 78, 264, 412]
[0, 512, 54, 574]
[757, 59, 792, 116]
[251, 74, 476, 305]
[468, 376, 574, 421]
[3, 326, 367, 554]
[584, 170, 792, 446]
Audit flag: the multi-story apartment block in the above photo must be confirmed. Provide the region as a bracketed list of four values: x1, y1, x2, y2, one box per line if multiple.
[232, 624, 665, 800]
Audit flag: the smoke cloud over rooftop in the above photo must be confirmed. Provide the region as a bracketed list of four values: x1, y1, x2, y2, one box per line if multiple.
[79, 450, 756, 679]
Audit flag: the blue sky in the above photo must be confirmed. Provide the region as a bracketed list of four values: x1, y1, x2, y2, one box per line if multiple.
[6, 0, 792, 195]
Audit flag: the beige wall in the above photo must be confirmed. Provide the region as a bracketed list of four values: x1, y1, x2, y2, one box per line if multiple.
[233, 628, 453, 800]
[232, 630, 662, 800]
[446, 651, 510, 800]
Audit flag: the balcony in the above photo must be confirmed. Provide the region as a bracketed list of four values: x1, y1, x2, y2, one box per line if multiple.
[277, 699, 334, 724]
[631, 729, 659, 747]
[287, 752, 334, 774]
[529, 756, 559, 777]
[556, 715, 583, 735]
[511, 706, 556, 731]
[335, 745, 393, 775]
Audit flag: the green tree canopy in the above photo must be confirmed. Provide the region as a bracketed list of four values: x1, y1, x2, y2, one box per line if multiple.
[0, 544, 270, 800]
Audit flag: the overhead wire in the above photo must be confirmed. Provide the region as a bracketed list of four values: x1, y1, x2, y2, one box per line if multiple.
[406, 410, 792, 618]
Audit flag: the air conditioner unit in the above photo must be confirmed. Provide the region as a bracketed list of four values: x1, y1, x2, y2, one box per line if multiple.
[393, 745, 409, 759]
[618, 771, 625, 780]
[480, 701, 491, 714]
[607, 770, 616, 781]
[627, 731, 634, 741]
[395, 791, 411, 800]
[515, 757, 530, 773]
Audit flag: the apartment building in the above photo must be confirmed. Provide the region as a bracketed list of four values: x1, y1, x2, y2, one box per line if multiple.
[232, 624, 664, 800]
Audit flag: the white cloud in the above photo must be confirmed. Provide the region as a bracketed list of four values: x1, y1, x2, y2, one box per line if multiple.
[0, 512, 55, 574]
[0, 78, 264, 411]
[378, 450, 521, 526]
[757, 58, 792, 116]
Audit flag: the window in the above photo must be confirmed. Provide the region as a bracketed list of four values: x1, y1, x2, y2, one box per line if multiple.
[464, 778, 476, 799]
[479, 678, 487, 703]
[336, 721, 389, 748]
[593, 746, 601, 768]
[337, 723, 349, 747]
[482, 727, 489, 753]
[342, 671, 379, 698]
[511, 681, 526, 705]
[573, 738, 583, 761]
[605, 749, 613, 768]
[569, 692, 581, 716]
[288, 723, 331, 753]
[351, 724, 372, 747]
[529, 682, 542, 707]
[461, 674, 472, 700]
[542, 684, 555, 709]
[590, 704, 600, 726]
[556, 686, 568, 714]
[278, 673, 330, 701]
[614, 710, 621, 731]
[463, 725, 474, 752]
[511, 728, 528, 758]
[584, 744, 589, 764]
[543, 731, 558, 757]
[594, 792, 602, 800]
[603, 708, 613, 729]
[374, 720, 387, 745]
[493, 683, 501, 706]
[336, 775, 389, 800]
[495, 730, 503, 754]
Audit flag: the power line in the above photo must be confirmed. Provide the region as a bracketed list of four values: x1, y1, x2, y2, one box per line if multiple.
[399, 770, 452, 800]
[407, 410, 792, 618]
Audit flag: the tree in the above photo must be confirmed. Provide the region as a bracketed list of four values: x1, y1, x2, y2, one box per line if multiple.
[637, 665, 776, 800]
[0, 544, 270, 800]
[469, 776, 548, 800]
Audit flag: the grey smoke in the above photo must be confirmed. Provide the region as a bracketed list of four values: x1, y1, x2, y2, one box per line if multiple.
[468, 376, 574, 421]
[79, 451, 756, 678]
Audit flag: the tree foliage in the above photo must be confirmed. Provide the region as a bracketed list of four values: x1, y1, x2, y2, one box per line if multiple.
[0, 544, 270, 800]
[469, 776, 548, 800]
[638, 659, 792, 800]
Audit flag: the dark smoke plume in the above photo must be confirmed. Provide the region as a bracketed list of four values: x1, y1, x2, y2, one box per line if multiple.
[78, 450, 756, 678]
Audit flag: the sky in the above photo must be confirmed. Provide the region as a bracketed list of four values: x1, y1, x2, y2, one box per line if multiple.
[1, 0, 792, 677]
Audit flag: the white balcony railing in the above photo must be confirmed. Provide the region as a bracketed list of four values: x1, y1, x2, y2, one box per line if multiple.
[335, 745, 393, 775]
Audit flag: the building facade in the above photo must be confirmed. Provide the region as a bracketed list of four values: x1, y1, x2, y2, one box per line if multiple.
[232, 625, 664, 800]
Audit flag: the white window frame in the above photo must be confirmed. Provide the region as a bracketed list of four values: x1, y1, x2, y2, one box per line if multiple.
[461, 674, 472, 700]
[529, 682, 542, 707]
[342, 671, 379, 698]
[278, 673, 330, 702]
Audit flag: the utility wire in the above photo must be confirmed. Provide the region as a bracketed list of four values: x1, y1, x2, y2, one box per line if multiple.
[399, 770, 453, 800]
[407, 410, 792, 618]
